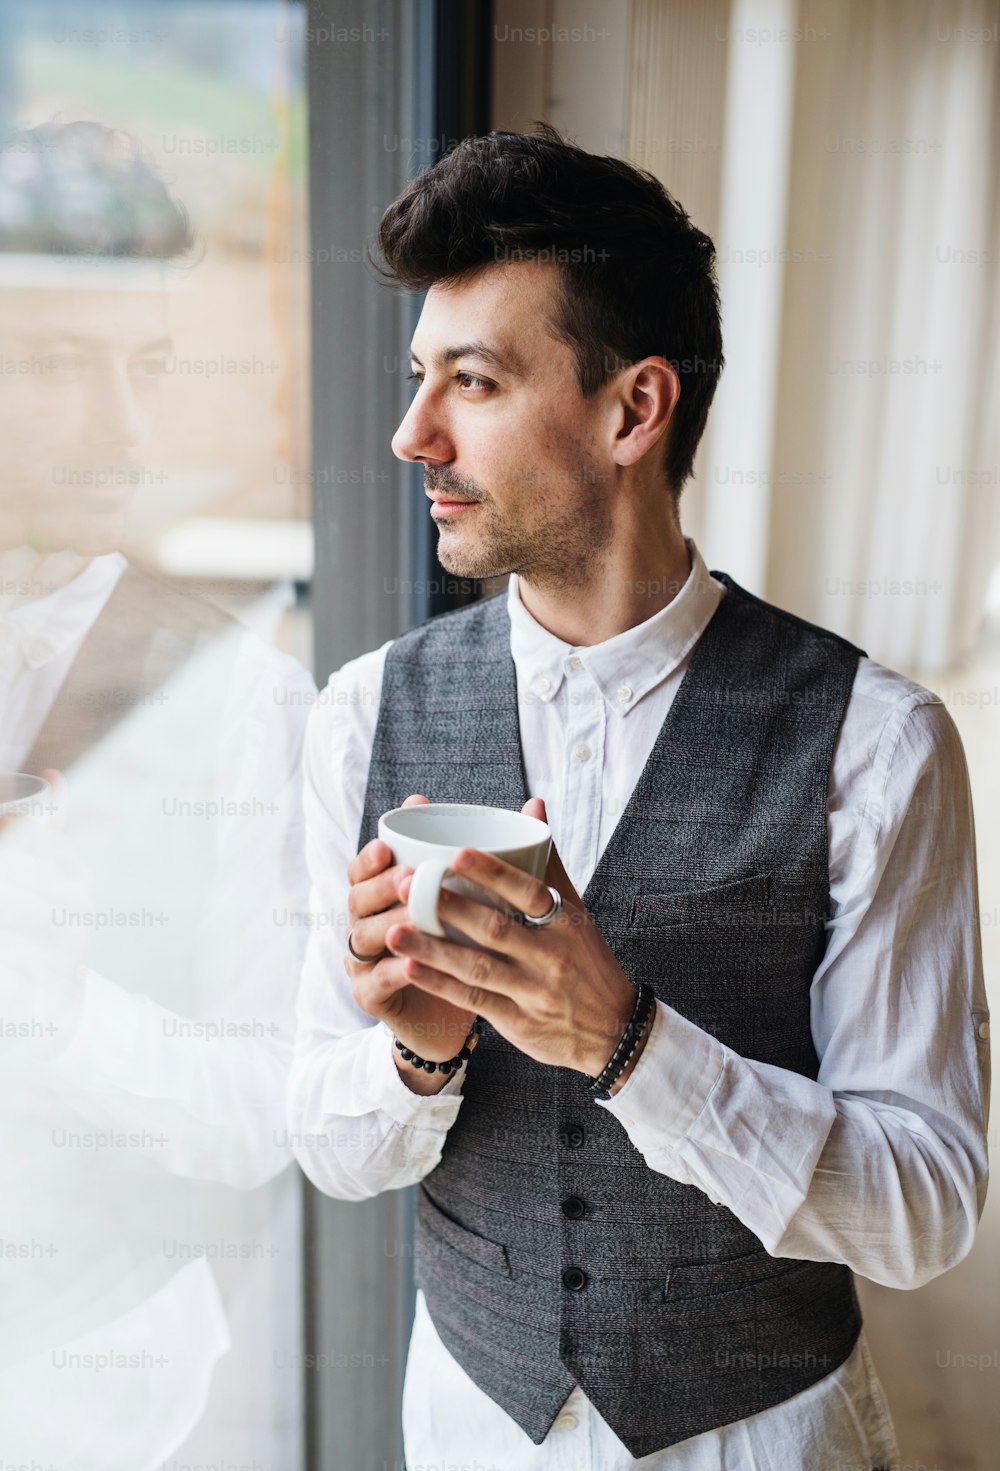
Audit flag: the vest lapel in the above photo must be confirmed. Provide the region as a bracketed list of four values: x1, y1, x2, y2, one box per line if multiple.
[359, 592, 528, 839]
[24, 565, 231, 776]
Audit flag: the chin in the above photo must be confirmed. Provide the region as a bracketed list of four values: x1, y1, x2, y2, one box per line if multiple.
[437, 539, 511, 584]
[37, 518, 129, 559]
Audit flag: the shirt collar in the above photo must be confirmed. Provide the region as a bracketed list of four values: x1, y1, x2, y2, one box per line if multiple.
[0, 552, 128, 669]
[507, 537, 725, 717]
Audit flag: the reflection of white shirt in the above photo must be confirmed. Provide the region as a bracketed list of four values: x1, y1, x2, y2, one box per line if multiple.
[0, 550, 126, 768]
[0, 1260, 230, 1471]
[290, 537, 990, 1469]
[0, 556, 313, 1466]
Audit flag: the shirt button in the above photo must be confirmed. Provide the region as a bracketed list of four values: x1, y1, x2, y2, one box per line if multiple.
[562, 1266, 587, 1291]
[535, 676, 552, 695]
[978, 1020, 990, 1040]
[616, 684, 632, 703]
[561, 1194, 586, 1219]
[574, 744, 592, 762]
[568, 655, 583, 670]
[561, 1123, 585, 1148]
[554, 1411, 578, 1430]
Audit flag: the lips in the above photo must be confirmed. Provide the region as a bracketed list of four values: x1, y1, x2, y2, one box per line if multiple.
[427, 493, 480, 520]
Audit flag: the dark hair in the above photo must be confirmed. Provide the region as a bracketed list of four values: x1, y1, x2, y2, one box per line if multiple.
[0, 120, 195, 259]
[375, 122, 723, 498]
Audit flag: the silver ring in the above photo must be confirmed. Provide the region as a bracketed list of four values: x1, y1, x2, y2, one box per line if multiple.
[520, 886, 563, 928]
[347, 929, 389, 964]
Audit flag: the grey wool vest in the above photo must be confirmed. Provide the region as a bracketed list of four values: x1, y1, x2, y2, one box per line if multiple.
[358, 572, 866, 1458]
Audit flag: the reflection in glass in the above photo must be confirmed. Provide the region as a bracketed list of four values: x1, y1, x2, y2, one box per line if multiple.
[0, 10, 311, 1467]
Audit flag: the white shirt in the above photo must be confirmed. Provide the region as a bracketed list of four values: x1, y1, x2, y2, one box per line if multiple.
[289, 538, 990, 1469]
[0, 548, 127, 769]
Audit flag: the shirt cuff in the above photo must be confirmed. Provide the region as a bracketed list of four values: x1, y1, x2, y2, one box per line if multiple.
[595, 999, 727, 1147]
[347, 1020, 467, 1130]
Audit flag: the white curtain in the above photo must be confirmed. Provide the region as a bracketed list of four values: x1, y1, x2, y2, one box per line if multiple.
[626, 0, 1000, 671]
[764, 0, 1000, 669]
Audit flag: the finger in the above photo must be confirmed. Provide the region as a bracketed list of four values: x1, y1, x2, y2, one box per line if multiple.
[348, 899, 410, 958]
[448, 847, 574, 923]
[346, 920, 392, 963]
[385, 923, 532, 1010]
[432, 887, 543, 966]
[345, 953, 412, 1014]
[399, 955, 519, 1030]
[348, 862, 414, 921]
[401, 794, 430, 807]
[347, 837, 396, 887]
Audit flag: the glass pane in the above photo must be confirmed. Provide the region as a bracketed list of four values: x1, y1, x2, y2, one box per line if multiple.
[0, 4, 311, 1467]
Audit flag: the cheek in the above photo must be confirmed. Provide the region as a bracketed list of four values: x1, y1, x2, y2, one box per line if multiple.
[469, 395, 595, 501]
[536, 400, 601, 474]
[21, 386, 89, 450]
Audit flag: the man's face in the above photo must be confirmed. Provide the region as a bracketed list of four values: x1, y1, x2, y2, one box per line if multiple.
[392, 261, 616, 590]
[0, 282, 170, 558]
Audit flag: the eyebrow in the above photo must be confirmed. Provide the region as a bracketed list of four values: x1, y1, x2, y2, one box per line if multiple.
[408, 339, 526, 377]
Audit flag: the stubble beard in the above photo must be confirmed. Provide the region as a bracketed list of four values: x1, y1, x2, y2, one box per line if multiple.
[432, 464, 614, 593]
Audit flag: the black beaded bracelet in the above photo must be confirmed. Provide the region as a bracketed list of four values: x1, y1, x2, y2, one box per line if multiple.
[394, 1018, 482, 1076]
[588, 983, 655, 1100]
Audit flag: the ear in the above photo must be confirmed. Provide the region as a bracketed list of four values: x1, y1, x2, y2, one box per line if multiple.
[611, 356, 680, 470]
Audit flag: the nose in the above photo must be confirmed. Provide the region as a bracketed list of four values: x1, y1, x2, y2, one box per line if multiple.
[84, 357, 147, 451]
[391, 385, 453, 465]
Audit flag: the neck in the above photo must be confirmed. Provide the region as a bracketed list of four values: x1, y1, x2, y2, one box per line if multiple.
[515, 522, 692, 647]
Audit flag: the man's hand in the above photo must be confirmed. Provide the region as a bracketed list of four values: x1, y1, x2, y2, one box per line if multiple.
[385, 798, 643, 1081]
[345, 795, 477, 1093]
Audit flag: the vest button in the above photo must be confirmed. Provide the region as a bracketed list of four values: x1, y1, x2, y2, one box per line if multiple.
[561, 1195, 586, 1219]
[561, 1123, 585, 1148]
[562, 1266, 587, 1291]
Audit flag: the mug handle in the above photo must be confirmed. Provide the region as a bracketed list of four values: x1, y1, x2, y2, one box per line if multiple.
[407, 857, 453, 938]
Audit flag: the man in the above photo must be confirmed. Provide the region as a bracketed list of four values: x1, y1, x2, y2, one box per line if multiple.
[289, 125, 989, 1468]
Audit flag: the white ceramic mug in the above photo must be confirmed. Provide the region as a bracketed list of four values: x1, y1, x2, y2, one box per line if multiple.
[0, 772, 52, 819]
[377, 803, 552, 948]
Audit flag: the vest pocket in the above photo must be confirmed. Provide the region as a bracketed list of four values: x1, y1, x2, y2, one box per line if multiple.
[649, 1250, 830, 1322]
[629, 872, 772, 929]
[620, 871, 823, 1059]
[416, 1185, 512, 1278]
